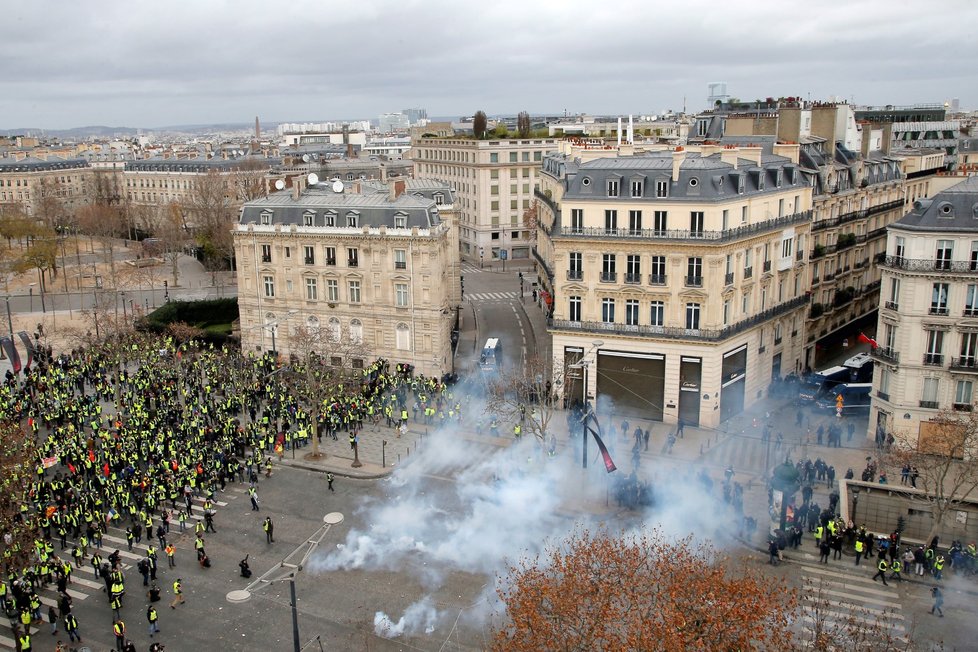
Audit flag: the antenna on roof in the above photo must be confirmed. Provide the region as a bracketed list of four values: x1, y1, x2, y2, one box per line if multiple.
[274, 179, 285, 191]
[307, 172, 319, 186]
[331, 179, 344, 193]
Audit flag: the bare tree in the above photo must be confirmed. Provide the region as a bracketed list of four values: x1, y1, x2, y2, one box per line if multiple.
[885, 409, 978, 544]
[799, 577, 916, 651]
[286, 322, 373, 459]
[0, 420, 40, 576]
[473, 110, 488, 139]
[153, 201, 192, 287]
[184, 170, 236, 275]
[32, 177, 74, 233]
[76, 202, 128, 289]
[231, 158, 270, 202]
[517, 110, 531, 138]
[483, 353, 561, 443]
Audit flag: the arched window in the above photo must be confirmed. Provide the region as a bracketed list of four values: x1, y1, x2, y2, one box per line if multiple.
[350, 319, 363, 344]
[396, 323, 411, 351]
[328, 317, 341, 343]
[306, 315, 320, 336]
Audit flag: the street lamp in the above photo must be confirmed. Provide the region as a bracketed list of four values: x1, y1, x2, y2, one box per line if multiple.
[228, 572, 301, 652]
[573, 340, 604, 469]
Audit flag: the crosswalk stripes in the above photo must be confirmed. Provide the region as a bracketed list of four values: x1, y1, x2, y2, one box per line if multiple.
[0, 494, 229, 650]
[460, 262, 483, 274]
[466, 291, 519, 302]
[794, 557, 906, 642]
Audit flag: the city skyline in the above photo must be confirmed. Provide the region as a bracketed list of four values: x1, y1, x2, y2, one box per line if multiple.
[2, 0, 976, 131]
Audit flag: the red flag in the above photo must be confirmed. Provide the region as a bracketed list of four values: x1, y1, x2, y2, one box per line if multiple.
[103, 463, 110, 477]
[857, 332, 878, 349]
[88, 450, 96, 462]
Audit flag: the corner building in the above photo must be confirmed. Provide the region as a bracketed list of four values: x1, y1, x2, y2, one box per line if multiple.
[541, 147, 813, 428]
[871, 177, 978, 449]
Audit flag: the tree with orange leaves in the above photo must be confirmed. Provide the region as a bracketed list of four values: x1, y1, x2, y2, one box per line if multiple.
[492, 527, 797, 652]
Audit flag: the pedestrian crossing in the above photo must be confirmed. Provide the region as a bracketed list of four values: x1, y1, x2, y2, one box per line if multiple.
[465, 291, 519, 302]
[794, 557, 906, 645]
[460, 262, 484, 274]
[0, 493, 229, 650]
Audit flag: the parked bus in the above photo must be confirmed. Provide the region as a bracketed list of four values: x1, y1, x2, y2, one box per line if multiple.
[816, 382, 873, 413]
[798, 365, 853, 403]
[479, 338, 503, 374]
[842, 352, 874, 382]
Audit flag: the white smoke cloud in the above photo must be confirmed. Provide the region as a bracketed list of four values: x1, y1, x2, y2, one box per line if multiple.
[374, 596, 439, 638]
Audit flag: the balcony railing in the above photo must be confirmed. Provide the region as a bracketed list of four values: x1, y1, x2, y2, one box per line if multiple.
[685, 275, 703, 287]
[532, 246, 554, 281]
[348, 259, 358, 267]
[965, 308, 978, 317]
[811, 200, 905, 232]
[624, 273, 642, 284]
[924, 353, 944, 366]
[920, 400, 940, 409]
[744, 266, 753, 279]
[929, 306, 950, 316]
[884, 301, 899, 311]
[763, 260, 772, 273]
[304, 257, 315, 265]
[534, 188, 559, 217]
[395, 261, 407, 269]
[877, 390, 890, 401]
[648, 274, 667, 286]
[549, 295, 808, 343]
[871, 346, 900, 364]
[953, 403, 974, 412]
[600, 271, 617, 283]
[882, 256, 978, 274]
[554, 210, 812, 242]
[724, 272, 734, 285]
[567, 269, 583, 281]
[950, 357, 978, 372]
[325, 258, 336, 266]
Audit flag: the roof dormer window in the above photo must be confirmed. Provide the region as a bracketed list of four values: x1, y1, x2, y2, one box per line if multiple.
[303, 212, 315, 227]
[346, 211, 360, 228]
[433, 192, 444, 205]
[260, 212, 272, 225]
[324, 210, 336, 227]
[938, 203, 954, 218]
[394, 211, 408, 229]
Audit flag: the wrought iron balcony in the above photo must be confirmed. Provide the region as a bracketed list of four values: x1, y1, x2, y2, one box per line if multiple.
[876, 391, 890, 401]
[871, 346, 899, 364]
[553, 210, 812, 242]
[685, 275, 703, 287]
[920, 400, 940, 409]
[567, 269, 583, 281]
[548, 295, 808, 343]
[884, 301, 899, 311]
[744, 266, 753, 279]
[763, 260, 772, 273]
[624, 273, 642, 284]
[882, 256, 977, 274]
[600, 271, 617, 283]
[964, 308, 978, 317]
[395, 261, 407, 269]
[648, 274, 667, 286]
[950, 357, 978, 372]
[923, 353, 944, 366]
[929, 306, 950, 316]
[724, 272, 734, 285]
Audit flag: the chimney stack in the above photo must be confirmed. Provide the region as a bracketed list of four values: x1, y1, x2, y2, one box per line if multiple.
[389, 179, 406, 201]
[292, 175, 304, 201]
[628, 114, 634, 144]
[671, 147, 686, 182]
[617, 117, 622, 147]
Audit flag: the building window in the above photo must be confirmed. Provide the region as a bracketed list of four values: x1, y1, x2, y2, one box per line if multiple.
[396, 323, 411, 350]
[509, 152, 518, 163]
[303, 213, 314, 227]
[879, 367, 891, 397]
[685, 303, 701, 330]
[350, 319, 363, 344]
[395, 282, 409, 307]
[263, 275, 275, 297]
[931, 283, 949, 315]
[655, 180, 668, 198]
[303, 245, 315, 265]
[607, 179, 619, 197]
[965, 285, 978, 317]
[260, 213, 271, 225]
[324, 212, 335, 226]
[650, 255, 666, 284]
[490, 153, 498, 163]
[394, 249, 407, 270]
[327, 317, 341, 342]
[604, 210, 617, 234]
[971, 241, 978, 271]
[650, 301, 664, 327]
[936, 239, 953, 270]
[327, 279, 339, 302]
[742, 289, 751, 314]
[348, 280, 361, 304]
[960, 331, 978, 365]
[686, 257, 703, 286]
[434, 192, 444, 205]
[568, 252, 582, 280]
[781, 237, 793, 259]
[628, 210, 642, 234]
[394, 213, 407, 228]
[653, 210, 667, 234]
[348, 248, 359, 267]
[925, 330, 945, 365]
[722, 209, 729, 230]
[305, 277, 318, 301]
[955, 380, 974, 409]
[625, 299, 639, 326]
[887, 278, 900, 309]
[260, 244, 271, 263]
[570, 209, 583, 233]
[630, 180, 643, 198]
[569, 296, 582, 322]
[690, 211, 704, 236]
[723, 299, 730, 326]
[601, 254, 616, 282]
[601, 298, 615, 324]
[626, 255, 641, 283]
[325, 247, 336, 265]
[922, 377, 940, 407]
[347, 212, 359, 228]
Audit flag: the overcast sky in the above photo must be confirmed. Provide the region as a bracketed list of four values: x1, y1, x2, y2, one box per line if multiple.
[3, 0, 976, 130]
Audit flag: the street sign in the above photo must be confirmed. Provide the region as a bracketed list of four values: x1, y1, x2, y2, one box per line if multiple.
[500, 250, 508, 260]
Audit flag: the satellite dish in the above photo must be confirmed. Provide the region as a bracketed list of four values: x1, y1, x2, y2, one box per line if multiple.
[302, 154, 310, 163]
[307, 173, 319, 186]
[274, 179, 285, 191]
[332, 179, 344, 193]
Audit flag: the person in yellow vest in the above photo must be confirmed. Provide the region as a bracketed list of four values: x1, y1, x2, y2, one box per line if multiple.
[17, 630, 30, 652]
[514, 423, 522, 438]
[872, 558, 889, 586]
[814, 524, 823, 547]
[889, 558, 903, 582]
[170, 579, 185, 609]
[854, 538, 865, 566]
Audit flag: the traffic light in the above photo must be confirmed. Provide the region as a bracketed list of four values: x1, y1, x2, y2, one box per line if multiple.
[519, 272, 524, 280]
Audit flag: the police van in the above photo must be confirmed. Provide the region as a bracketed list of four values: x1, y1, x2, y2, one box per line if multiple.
[816, 382, 873, 413]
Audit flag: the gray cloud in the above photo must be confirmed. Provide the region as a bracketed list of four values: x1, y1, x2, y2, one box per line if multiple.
[2, 0, 975, 129]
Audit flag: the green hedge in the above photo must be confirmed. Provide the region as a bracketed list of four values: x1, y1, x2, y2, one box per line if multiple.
[138, 298, 239, 345]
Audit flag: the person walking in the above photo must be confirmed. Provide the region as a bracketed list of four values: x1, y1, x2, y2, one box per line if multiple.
[47, 605, 58, 636]
[327, 473, 334, 492]
[147, 605, 159, 637]
[249, 486, 260, 511]
[263, 517, 274, 544]
[854, 537, 865, 566]
[63, 613, 81, 644]
[165, 543, 176, 568]
[170, 579, 185, 609]
[889, 558, 903, 582]
[872, 558, 889, 586]
[930, 586, 944, 617]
